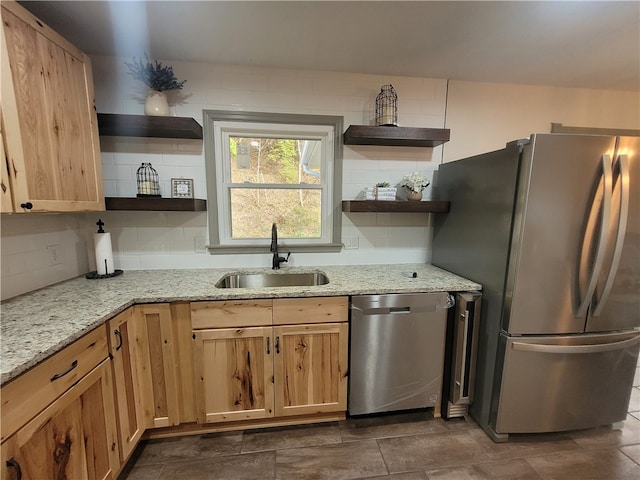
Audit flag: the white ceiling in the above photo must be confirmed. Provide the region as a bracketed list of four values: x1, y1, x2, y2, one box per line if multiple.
[19, 1, 640, 92]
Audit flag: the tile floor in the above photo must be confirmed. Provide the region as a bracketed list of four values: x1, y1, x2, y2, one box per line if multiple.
[119, 365, 640, 480]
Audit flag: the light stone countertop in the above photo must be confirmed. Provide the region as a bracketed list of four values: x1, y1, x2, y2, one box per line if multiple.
[0, 263, 481, 385]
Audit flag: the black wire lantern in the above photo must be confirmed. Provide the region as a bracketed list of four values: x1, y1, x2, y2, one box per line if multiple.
[136, 162, 161, 197]
[375, 84, 398, 126]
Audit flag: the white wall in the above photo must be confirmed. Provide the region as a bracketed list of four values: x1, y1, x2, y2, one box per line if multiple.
[1, 214, 93, 299]
[2, 57, 639, 300]
[444, 80, 640, 161]
[92, 56, 447, 272]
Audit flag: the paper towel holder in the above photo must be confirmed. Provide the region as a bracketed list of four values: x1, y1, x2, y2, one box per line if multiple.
[86, 270, 123, 279]
[86, 219, 124, 279]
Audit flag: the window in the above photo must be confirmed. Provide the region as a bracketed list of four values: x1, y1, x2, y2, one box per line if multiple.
[204, 110, 343, 253]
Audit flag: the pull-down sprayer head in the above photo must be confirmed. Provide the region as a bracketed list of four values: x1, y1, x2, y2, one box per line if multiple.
[270, 223, 278, 253]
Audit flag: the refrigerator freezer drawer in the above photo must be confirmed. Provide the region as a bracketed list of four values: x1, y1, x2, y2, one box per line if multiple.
[495, 331, 640, 434]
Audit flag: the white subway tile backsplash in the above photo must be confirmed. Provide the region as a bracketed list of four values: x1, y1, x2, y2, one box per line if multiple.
[267, 75, 314, 95]
[166, 213, 208, 229]
[115, 181, 138, 198]
[1, 59, 447, 299]
[222, 72, 269, 91]
[103, 180, 118, 197]
[102, 164, 134, 181]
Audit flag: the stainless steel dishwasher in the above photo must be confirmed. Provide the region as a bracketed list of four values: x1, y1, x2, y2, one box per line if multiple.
[348, 292, 453, 416]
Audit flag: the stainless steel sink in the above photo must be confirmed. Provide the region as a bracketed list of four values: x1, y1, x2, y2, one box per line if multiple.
[215, 271, 329, 289]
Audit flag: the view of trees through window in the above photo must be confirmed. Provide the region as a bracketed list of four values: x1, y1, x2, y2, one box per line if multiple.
[229, 137, 322, 239]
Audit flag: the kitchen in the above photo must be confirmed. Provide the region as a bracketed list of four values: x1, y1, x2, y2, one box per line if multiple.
[1, 1, 640, 479]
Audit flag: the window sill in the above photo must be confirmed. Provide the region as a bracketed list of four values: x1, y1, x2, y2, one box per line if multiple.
[206, 243, 343, 254]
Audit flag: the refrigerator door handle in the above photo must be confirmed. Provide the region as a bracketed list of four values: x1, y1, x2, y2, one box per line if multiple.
[592, 154, 630, 316]
[577, 154, 613, 318]
[511, 334, 640, 354]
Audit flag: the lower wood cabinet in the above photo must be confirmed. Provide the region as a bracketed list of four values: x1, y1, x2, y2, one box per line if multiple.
[133, 303, 181, 429]
[193, 326, 274, 423]
[108, 308, 144, 464]
[192, 297, 349, 425]
[1, 326, 108, 443]
[1, 295, 348, 479]
[273, 322, 348, 417]
[1, 360, 119, 480]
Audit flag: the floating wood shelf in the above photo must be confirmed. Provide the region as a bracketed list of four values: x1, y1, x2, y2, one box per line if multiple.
[105, 197, 207, 211]
[97, 113, 203, 139]
[343, 125, 450, 147]
[342, 200, 450, 213]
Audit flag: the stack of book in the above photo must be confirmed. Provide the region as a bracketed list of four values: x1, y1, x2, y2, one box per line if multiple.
[365, 187, 397, 201]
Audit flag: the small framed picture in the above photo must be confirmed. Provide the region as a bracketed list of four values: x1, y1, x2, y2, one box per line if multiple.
[171, 178, 194, 198]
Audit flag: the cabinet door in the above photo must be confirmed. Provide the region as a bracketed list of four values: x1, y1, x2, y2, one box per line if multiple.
[172, 302, 198, 423]
[1, 326, 108, 443]
[193, 327, 274, 423]
[108, 308, 144, 464]
[134, 304, 180, 429]
[1, 2, 104, 213]
[1, 360, 119, 480]
[1, 115, 13, 213]
[273, 323, 348, 417]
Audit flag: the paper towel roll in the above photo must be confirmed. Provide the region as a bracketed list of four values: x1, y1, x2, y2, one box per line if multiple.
[94, 232, 114, 275]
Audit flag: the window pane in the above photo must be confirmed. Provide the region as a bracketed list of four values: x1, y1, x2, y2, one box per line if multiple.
[230, 137, 321, 185]
[230, 188, 322, 239]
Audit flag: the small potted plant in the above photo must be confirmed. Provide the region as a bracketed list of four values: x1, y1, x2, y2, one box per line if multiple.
[401, 172, 430, 201]
[125, 54, 187, 116]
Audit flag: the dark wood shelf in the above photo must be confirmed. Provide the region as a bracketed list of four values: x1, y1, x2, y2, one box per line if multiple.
[97, 113, 203, 139]
[105, 197, 207, 211]
[343, 125, 450, 147]
[342, 200, 450, 213]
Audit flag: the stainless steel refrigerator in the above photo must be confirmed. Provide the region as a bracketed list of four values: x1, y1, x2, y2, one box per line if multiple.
[432, 133, 640, 442]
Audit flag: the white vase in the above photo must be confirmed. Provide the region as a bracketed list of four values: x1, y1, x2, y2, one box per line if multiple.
[406, 190, 423, 201]
[144, 90, 170, 116]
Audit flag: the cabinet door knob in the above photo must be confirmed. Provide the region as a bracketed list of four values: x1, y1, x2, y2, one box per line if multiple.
[19, 202, 33, 210]
[6, 458, 22, 480]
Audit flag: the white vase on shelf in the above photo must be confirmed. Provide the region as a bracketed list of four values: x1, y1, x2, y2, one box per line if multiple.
[144, 90, 170, 116]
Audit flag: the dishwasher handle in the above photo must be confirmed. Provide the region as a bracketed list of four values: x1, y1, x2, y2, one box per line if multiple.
[351, 305, 437, 315]
[350, 294, 455, 316]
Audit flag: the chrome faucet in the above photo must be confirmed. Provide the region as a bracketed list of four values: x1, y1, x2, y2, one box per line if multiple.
[270, 223, 290, 269]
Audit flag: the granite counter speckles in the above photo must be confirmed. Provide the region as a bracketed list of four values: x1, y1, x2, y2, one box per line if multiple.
[0, 264, 480, 385]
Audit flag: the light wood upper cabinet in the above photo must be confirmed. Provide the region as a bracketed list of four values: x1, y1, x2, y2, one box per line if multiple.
[1, 360, 119, 480]
[1, 109, 14, 213]
[0, 1, 104, 213]
[107, 308, 144, 465]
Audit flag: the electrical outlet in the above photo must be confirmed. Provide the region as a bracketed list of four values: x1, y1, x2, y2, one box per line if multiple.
[46, 244, 62, 266]
[194, 236, 207, 253]
[343, 236, 359, 250]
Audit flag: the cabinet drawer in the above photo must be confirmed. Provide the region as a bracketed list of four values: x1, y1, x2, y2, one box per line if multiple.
[1, 326, 108, 441]
[191, 300, 273, 329]
[273, 296, 348, 324]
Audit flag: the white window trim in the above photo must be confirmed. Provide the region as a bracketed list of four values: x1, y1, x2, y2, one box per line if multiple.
[203, 110, 343, 254]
